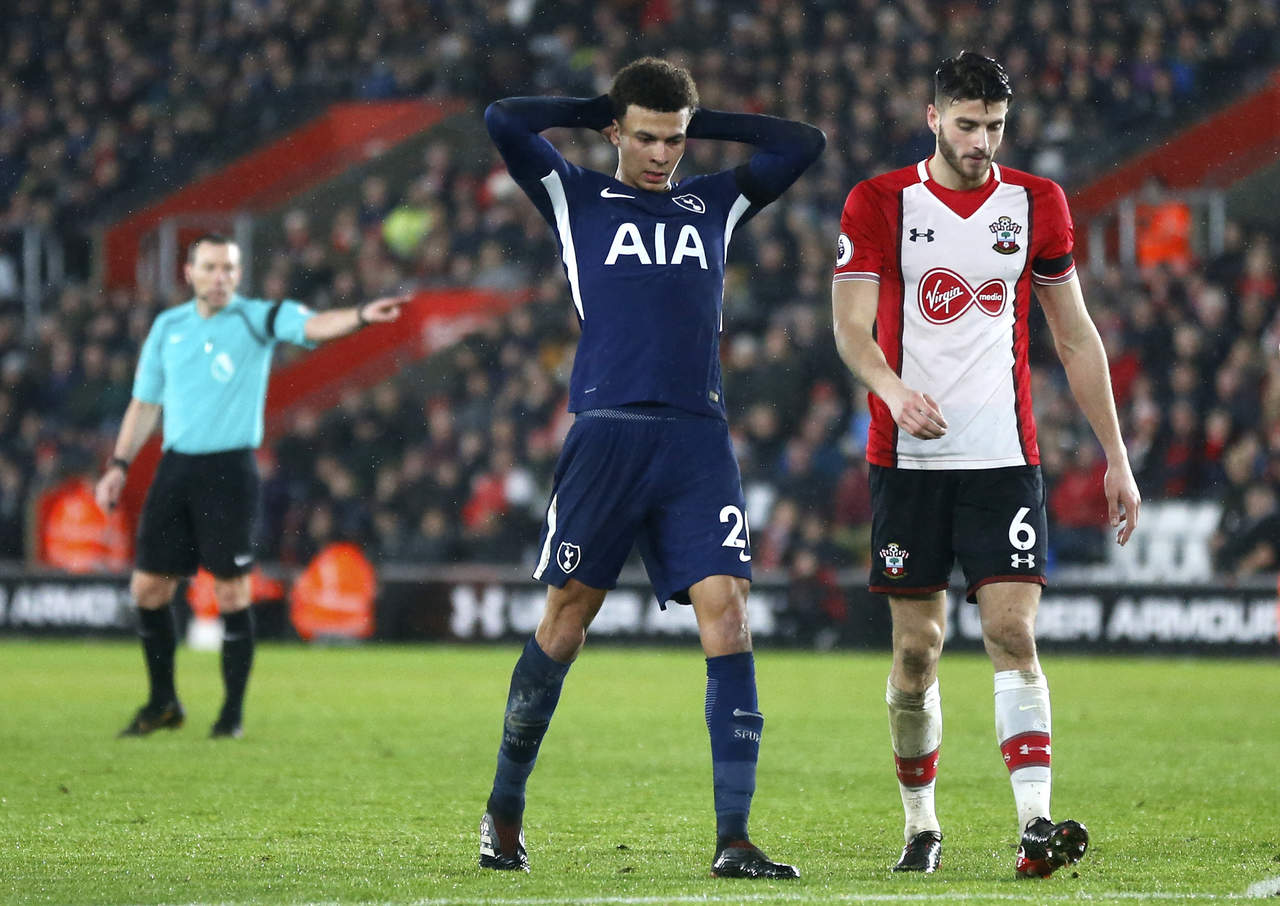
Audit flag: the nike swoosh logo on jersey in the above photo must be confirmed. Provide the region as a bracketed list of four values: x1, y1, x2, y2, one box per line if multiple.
[600, 187, 636, 199]
[169, 335, 183, 343]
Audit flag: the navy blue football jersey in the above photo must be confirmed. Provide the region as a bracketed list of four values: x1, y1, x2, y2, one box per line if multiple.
[487, 96, 824, 421]
[525, 164, 755, 419]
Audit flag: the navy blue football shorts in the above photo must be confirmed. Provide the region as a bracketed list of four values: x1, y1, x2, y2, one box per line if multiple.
[532, 405, 752, 606]
[868, 464, 1048, 603]
[136, 449, 259, 579]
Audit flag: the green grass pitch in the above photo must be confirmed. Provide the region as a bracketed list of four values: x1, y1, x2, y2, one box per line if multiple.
[1, 639, 1276, 905]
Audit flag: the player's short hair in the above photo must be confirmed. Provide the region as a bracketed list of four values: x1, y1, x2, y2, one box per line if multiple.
[187, 233, 236, 264]
[609, 57, 699, 119]
[934, 52, 1013, 107]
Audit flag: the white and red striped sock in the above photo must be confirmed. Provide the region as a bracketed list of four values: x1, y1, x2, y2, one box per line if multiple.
[994, 669, 1052, 832]
[887, 678, 942, 841]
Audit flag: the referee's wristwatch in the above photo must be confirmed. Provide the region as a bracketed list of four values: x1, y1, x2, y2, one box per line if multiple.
[110, 456, 130, 473]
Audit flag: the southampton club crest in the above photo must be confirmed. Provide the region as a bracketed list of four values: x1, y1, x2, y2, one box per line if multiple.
[880, 542, 910, 579]
[557, 541, 581, 574]
[989, 215, 1022, 255]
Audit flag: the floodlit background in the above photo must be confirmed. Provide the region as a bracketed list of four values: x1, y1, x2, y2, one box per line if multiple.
[2, 2, 1279, 903]
[2, 0, 1278, 652]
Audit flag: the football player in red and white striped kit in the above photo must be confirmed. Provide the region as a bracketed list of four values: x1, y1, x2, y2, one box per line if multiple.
[831, 52, 1141, 878]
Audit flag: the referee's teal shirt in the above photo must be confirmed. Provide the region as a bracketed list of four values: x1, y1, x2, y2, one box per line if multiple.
[132, 295, 316, 454]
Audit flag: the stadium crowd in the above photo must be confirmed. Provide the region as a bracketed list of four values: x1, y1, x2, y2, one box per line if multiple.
[2, 0, 1279, 597]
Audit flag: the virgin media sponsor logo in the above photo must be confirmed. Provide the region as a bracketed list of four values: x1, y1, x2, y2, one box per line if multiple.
[918, 268, 1007, 324]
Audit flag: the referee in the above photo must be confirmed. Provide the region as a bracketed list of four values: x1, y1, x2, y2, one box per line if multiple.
[95, 233, 405, 739]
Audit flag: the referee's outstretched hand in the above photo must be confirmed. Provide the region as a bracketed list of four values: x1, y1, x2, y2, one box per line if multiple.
[95, 467, 125, 514]
[361, 294, 410, 324]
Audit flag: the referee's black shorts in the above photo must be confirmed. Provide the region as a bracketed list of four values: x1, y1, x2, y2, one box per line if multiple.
[136, 449, 259, 579]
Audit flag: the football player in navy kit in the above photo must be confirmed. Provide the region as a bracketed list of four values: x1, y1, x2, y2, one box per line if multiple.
[478, 57, 823, 878]
[831, 52, 1141, 878]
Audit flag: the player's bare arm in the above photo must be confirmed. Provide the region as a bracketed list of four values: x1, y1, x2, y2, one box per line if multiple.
[832, 278, 948, 440]
[1036, 276, 1141, 544]
[94, 398, 162, 512]
[303, 294, 408, 343]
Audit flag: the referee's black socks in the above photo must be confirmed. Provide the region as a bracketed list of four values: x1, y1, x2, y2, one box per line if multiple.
[219, 608, 255, 724]
[137, 605, 178, 707]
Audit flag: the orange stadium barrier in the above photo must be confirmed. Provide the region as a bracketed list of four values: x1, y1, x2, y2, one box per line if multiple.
[187, 567, 287, 620]
[34, 477, 131, 573]
[289, 542, 377, 641]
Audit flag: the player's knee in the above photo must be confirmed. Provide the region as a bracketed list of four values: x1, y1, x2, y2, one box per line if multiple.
[691, 585, 752, 655]
[903, 618, 944, 653]
[538, 581, 605, 659]
[536, 621, 587, 662]
[897, 641, 940, 681]
[536, 603, 591, 661]
[211, 575, 252, 613]
[703, 607, 751, 653]
[131, 572, 177, 609]
[982, 623, 1037, 665]
[896, 624, 943, 679]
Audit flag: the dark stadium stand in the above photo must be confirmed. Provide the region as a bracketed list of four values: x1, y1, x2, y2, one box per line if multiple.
[2, 1, 1279, 611]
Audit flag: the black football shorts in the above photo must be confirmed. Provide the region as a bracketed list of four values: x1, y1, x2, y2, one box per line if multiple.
[136, 449, 259, 579]
[868, 464, 1048, 603]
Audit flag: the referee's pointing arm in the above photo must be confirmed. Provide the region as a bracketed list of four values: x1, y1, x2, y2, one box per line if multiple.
[302, 294, 408, 342]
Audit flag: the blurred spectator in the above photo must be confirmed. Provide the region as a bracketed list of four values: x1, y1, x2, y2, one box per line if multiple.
[1211, 482, 1280, 576]
[399, 506, 461, 564]
[1045, 442, 1109, 565]
[1135, 177, 1192, 273]
[0, 452, 25, 558]
[777, 546, 846, 649]
[382, 178, 442, 261]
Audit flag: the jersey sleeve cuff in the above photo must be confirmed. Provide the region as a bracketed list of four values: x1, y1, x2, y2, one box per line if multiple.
[1031, 263, 1076, 285]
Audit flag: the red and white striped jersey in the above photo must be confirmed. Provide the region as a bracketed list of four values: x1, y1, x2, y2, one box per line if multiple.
[834, 158, 1075, 470]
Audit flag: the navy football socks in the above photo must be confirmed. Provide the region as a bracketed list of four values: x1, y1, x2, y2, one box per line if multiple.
[705, 651, 762, 845]
[488, 636, 571, 822]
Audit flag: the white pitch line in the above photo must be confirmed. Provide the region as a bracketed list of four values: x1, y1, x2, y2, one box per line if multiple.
[161, 890, 1248, 906]
[1246, 875, 1280, 897]
[401, 897, 1238, 906]
[159, 881, 1280, 906]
